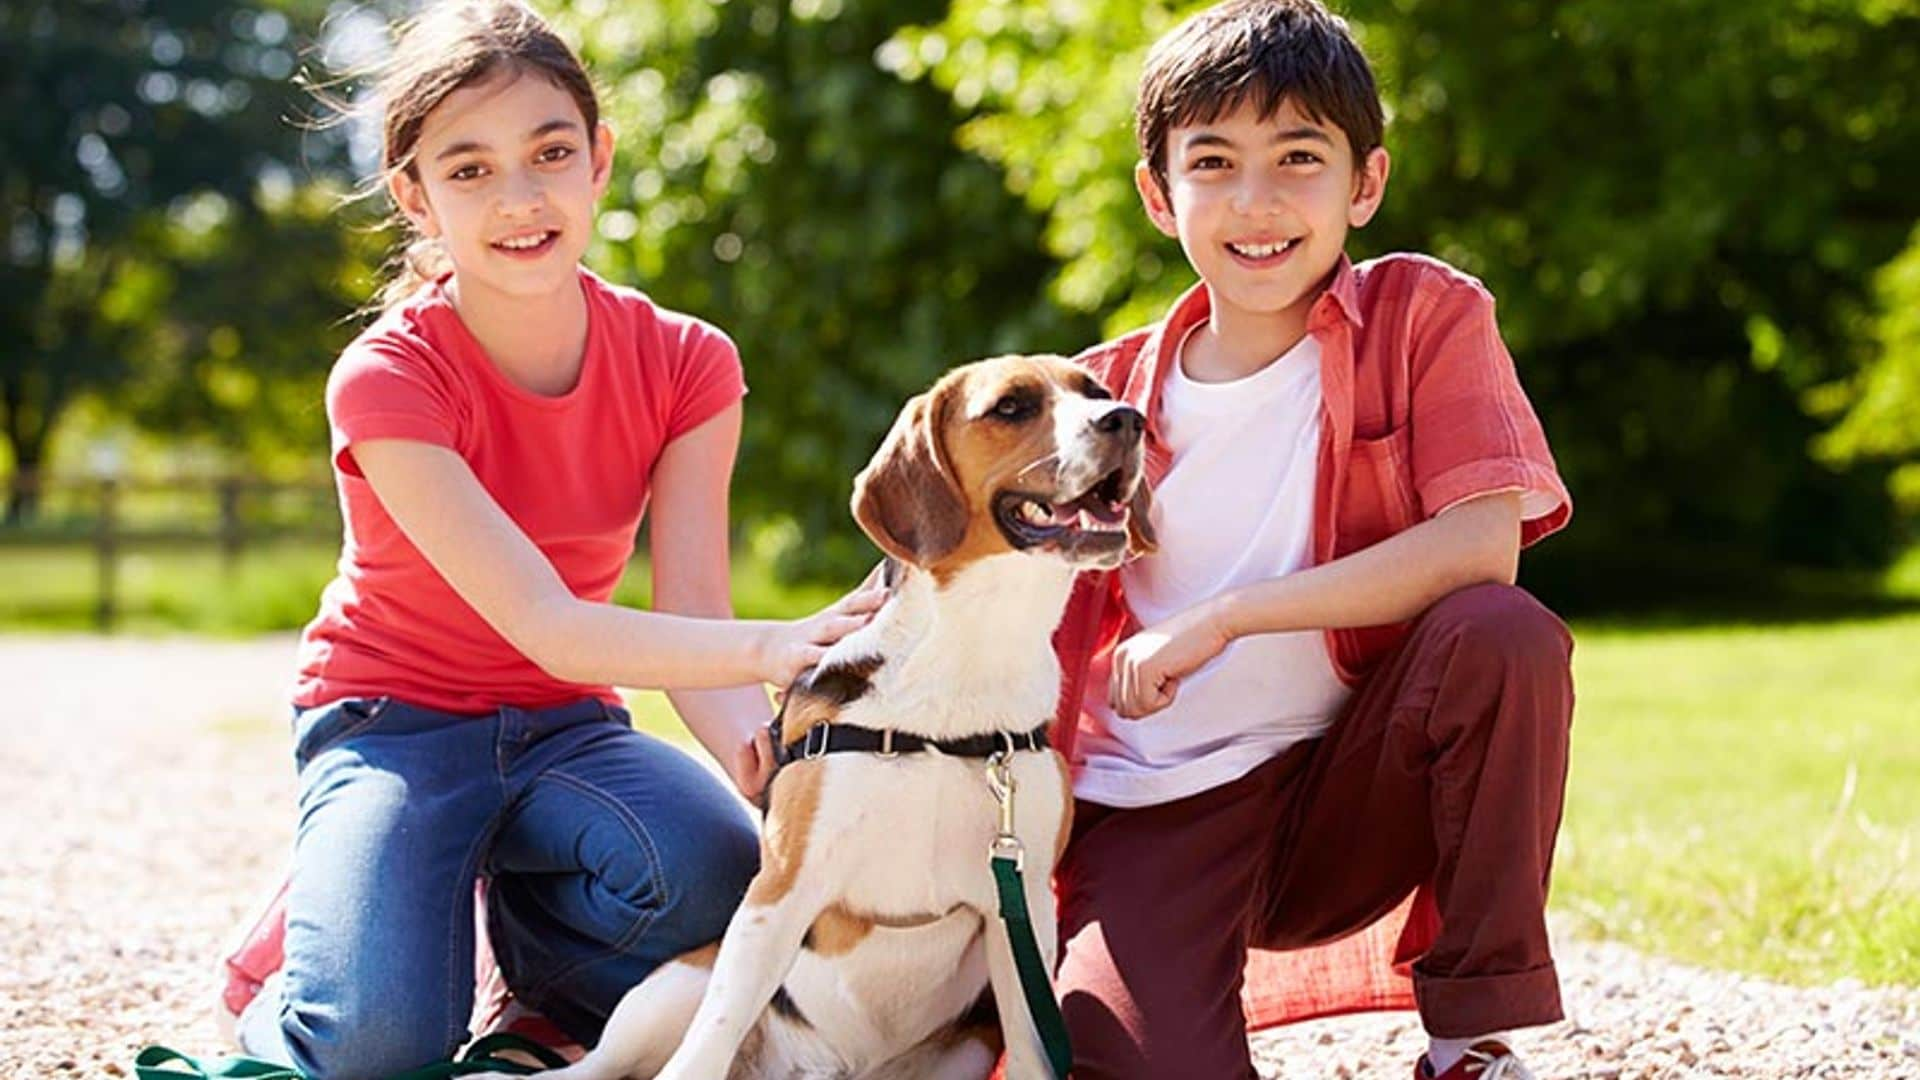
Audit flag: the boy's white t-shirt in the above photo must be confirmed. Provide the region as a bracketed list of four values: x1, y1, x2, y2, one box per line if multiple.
[1074, 329, 1352, 808]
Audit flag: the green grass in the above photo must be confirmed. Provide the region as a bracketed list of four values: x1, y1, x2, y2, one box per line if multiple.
[4, 539, 1917, 986]
[621, 689, 699, 743]
[0, 539, 848, 635]
[1557, 613, 1920, 986]
[0, 540, 342, 633]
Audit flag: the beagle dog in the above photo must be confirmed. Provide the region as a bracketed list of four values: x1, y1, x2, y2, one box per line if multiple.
[502, 354, 1151, 1080]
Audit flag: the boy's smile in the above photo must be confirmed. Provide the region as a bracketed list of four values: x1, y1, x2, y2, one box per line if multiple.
[1138, 97, 1388, 368]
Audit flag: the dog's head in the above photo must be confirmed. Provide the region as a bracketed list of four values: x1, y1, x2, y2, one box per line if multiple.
[852, 354, 1155, 577]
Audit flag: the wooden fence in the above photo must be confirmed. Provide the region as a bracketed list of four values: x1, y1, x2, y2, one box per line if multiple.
[0, 472, 339, 630]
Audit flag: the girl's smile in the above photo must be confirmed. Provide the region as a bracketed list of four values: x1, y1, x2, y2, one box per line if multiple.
[490, 228, 562, 259]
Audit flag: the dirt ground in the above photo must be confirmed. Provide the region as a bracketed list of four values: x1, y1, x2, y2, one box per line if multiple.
[3, 635, 1915, 1079]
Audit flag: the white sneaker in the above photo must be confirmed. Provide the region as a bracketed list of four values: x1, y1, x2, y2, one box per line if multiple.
[233, 970, 292, 1062]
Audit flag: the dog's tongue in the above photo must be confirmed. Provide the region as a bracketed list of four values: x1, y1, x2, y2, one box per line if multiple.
[1056, 491, 1126, 527]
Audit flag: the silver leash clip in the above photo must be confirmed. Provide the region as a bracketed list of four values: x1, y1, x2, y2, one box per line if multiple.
[986, 751, 1025, 871]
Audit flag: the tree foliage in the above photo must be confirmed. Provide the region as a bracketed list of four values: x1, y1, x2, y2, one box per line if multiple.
[0, 0, 361, 515]
[549, 0, 1098, 576]
[1821, 222, 1920, 511]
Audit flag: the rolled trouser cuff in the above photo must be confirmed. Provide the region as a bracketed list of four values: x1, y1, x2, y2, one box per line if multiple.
[1412, 961, 1564, 1037]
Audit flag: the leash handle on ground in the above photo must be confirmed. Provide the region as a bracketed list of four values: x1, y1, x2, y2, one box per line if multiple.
[987, 752, 1073, 1079]
[133, 1031, 569, 1080]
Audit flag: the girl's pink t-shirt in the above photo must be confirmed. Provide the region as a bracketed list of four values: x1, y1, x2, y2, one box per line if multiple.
[292, 268, 746, 714]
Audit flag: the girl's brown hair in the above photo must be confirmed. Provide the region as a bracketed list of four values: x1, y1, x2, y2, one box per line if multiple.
[323, 1, 600, 312]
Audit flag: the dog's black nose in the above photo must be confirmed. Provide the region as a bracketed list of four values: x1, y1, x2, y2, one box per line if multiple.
[1093, 404, 1146, 443]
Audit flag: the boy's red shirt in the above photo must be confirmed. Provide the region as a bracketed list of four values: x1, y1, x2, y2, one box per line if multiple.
[1051, 252, 1571, 1029]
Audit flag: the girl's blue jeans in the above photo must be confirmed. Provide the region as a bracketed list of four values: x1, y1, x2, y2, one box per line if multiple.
[265, 695, 758, 1080]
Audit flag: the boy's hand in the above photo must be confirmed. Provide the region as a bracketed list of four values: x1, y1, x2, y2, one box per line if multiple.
[1109, 600, 1232, 719]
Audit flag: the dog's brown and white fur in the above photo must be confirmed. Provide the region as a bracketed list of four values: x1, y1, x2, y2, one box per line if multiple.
[498, 355, 1151, 1080]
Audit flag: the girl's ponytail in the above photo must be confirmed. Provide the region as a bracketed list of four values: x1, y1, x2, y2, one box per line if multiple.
[372, 236, 455, 313]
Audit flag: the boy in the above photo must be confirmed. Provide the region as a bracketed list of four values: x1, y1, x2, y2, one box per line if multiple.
[1048, 1, 1574, 1077]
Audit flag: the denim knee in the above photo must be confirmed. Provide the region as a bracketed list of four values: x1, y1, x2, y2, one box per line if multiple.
[657, 806, 758, 947]
[588, 750, 759, 956]
[281, 698, 495, 1080]
[494, 787, 758, 1042]
[593, 792, 757, 957]
[281, 993, 464, 1080]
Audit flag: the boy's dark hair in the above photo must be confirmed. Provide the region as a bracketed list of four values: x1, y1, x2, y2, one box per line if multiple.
[1137, 0, 1384, 194]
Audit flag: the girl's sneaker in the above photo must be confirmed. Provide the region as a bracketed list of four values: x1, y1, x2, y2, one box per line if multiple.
[470, 960, 585, 1065]
[232, 970, 289, 1060]
[214, 874, 292, 1048]
[213, 874, 582, 1066]
[468, 881, 585, 1065]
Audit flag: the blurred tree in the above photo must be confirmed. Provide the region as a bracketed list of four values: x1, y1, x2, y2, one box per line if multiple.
[0, 0, 360, 518]
[552, 0, 1098, 577]
[898, 0, 1920, 602]
[1821, 222, 1920, 516]
[108, 184, 384, 473]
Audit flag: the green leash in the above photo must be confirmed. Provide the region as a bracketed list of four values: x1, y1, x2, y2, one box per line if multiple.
[133, 1032, 569, 1080]
[986, 753, 1074, 1080]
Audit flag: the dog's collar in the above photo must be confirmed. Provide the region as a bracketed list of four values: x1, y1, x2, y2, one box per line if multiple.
[769, 717, 1051, 768]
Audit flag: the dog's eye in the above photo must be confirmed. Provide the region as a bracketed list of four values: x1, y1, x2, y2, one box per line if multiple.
[991, 394, 1036, 421]
[1080, 377, 1113, 401]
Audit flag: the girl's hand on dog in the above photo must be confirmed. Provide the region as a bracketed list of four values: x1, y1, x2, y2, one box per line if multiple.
[1109, 600, 1232, 718]
[757, 585, 887, 688]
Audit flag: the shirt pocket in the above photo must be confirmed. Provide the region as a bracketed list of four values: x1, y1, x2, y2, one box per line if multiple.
[1340, 427, 1420, 552]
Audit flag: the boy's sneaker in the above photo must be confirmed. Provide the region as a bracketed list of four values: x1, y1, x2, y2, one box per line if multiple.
[1416, 1040, 1537, 1080]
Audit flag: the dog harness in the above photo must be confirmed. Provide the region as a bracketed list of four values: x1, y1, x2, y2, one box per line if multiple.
[762, 714, 1073, 1078]
[767, 717, 1051, 768]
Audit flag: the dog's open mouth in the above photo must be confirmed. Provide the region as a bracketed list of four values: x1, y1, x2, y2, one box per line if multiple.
[994, 468, 1132, 555]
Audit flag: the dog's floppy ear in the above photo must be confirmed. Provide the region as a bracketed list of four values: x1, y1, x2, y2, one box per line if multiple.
[1125, 479, 1157, 558]
[852, 380, 968, 567]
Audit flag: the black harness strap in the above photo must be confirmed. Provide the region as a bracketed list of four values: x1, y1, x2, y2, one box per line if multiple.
[769, 717, 1051, 769]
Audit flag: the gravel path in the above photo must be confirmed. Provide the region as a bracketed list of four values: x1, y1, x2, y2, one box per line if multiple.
[3, 635, 1915, 1079]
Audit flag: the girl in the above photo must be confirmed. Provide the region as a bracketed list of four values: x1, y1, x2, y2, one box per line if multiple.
[223, 3, 881, 1076]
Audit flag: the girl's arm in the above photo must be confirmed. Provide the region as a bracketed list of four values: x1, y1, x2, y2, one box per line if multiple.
[351, 435, 880, 694]
[646, 401, 781, 801]
[1109, 491, 1522, 718]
